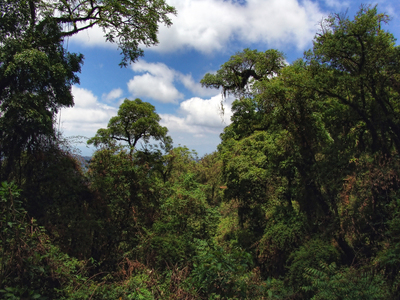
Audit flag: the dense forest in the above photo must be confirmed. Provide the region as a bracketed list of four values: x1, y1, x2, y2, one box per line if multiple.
[1, 1, 400, 299]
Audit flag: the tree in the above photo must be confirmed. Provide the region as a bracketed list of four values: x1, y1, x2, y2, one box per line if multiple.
[306, 5, 400, 155]
[88, 98, 170, 153]
[55, 0, 175, 66]
[0, 0, 176, 181]
[1, 0, 176, 67]
[208, 9, 400, 295]
[0, 9, 84, 181]
[201, 48, 286, 98]
[135, 145, 197, 184]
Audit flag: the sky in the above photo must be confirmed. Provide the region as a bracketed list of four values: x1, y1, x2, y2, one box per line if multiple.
[58, 0, 400, 157]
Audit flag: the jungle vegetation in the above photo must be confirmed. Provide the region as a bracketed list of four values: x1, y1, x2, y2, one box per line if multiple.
[1, 2, 400, 299]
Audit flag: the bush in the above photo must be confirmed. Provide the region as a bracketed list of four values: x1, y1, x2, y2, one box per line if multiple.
[191, 242, 261, 299]
[287, 238, 340, 291]
[0, 181, 86, 299]
[302, 262, 389, 300]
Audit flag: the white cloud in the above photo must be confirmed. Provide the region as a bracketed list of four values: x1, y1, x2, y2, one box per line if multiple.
[70, 85, 98, 108]
[67, 24, 116, 48]
[179, 96, 232, 128]
[178, 73, 216, 96]
[68, 0, 325, 54]
[128, 61, 183, 103]
[159, 94, 234, 155]
[160, 94, 233, 134]
[154, 0, 325, 53]
[131, 60, 175, 77]
[323, 0, 350, 9]
[127, 60, 217, 103]
[58, 86, 117, 138]
[102, 88, 123, 102]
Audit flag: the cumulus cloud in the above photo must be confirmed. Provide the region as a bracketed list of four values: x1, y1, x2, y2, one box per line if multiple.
[128, 61, 183, 103]
[67, 24, 116, 48]
[102, 88, 123, 102]
[154, 0, 325, 53]
[58, 88, 234, 156]
[59, 86, 117, 137]
[159, 94, 234, 155]
[70, 85, 98, 108]
[160, 94, 233, 135]
[127, 60, 217, 103]
[69, 0, 325, 54]
[161, 95, 228, 129]
[59, 87, 233, 156]
[178, 73, 216, 95]
[179, 96, 232, 128]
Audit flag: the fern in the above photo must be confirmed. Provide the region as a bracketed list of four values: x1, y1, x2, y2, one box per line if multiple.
[302, 262, 389, 300]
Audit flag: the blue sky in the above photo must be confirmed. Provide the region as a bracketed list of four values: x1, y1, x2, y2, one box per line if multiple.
[58, 0, 400, 157]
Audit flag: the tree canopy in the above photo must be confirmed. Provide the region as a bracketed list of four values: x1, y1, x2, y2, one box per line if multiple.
[88, 98, 170, 152]
[200, 48, 286, 98]
[3, 4, 400, 300]
[307, 6, 400, 154]
[1, 0, 176, 66]
[0, 0, 176, 181]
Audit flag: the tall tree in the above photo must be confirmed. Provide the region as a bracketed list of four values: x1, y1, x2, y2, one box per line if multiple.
[88, 98, 170, 154]
[0, 9, 83, 181]
[0, 0, 176, 180]
[307, 5, 400, 154]
[208, 7, 400, 292]
[1, 0, 176, 66]
[201, 48, 285, 98]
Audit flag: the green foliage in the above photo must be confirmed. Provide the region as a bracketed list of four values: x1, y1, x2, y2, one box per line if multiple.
[211, 8, 400, 287]
[258, 206, 308, 278]
[0, 9, 83, 181]
[307, 5, 400, 154]
[1, 0, 175, 67]
[376, 195, 400, 295]
[87, 146, 163, 267]
[65, 263, 201, 300]
[3, 4, 400, 299]
[201, 48, 286, 98]
[1, 0, 176, 181]
[56, 0, 176, 66]
[0, 181, 86, 299]
[65, 272, 156, 300]
[191, 243, 257, 299]
[215, 200, 247, 248]
[339, 154, 400, 262]
[88, 98, 170, 153]
[20, 146, 95, 259]
[161, 146, 198, 184]
[302, 263, 389, 300]
[139, 173, 219, 269]
[287, 239, 340, 293]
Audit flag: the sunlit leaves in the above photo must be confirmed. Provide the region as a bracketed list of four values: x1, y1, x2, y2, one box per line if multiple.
[201, 48, 286, 98]
[88, 98, 169, 154]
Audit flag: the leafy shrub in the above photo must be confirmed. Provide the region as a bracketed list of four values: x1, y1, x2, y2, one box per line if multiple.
[302, 262, 389, 300]
[0, 181, 86, 299]
[257, 206, 308, 277]
[140, 173, 219, 269]
[287, 238, 340, 291]
[65, 273, 155, 300]
[376, 197, 400, 296]
[190, 243, 257, 299]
